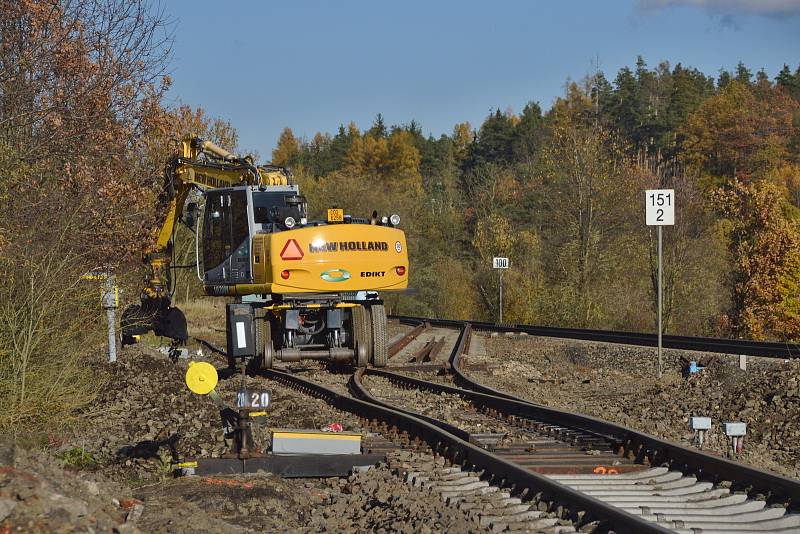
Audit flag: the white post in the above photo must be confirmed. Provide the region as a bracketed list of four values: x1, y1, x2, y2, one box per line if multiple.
[657, 226, 663, 379]
[646, 189, 674, 381]
[499, 270, 504, 324]
[106, 307, 117, 363]
[102, 274, 118, 363]
[492, 257, 509, 324]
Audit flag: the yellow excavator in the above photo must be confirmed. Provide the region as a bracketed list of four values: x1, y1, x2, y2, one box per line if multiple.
[121, 136, 408, 368]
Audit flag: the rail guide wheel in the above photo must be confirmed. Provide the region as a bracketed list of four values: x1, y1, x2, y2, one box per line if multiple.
[255, 313, 273, 370]
[370, 304, 388, 367]
[352, 306, 370, 368]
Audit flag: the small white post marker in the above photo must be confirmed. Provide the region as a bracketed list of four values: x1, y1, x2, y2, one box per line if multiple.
[724, 422, 747, 458]
[492, 257, 509, 323]
[691, 416, 711, 449]
[645, 189, 675, 379]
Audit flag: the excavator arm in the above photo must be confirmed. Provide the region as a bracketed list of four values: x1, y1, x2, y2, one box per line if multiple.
[121, 136, 290, 346]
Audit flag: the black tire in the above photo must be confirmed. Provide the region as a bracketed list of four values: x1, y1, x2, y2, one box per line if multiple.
[370, 304, 387, 368]
[254, 310, 274, 370]
[352, 305, 372, 367]
[261, 320, 274, 369]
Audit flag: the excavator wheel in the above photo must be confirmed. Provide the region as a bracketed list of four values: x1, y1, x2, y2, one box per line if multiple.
[370, 304, 388, 368]
[352, 306, 370, 368]
[254, 310, 273, 370]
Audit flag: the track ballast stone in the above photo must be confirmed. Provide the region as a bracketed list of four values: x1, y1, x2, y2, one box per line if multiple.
[472, 333, 800, 478]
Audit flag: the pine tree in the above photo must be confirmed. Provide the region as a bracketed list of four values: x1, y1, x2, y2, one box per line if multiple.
[735, 61, 752, 85]
[610, 67, 640, 143]
[512, 101, 545, 163]
[776, 64, 800, 100]
[718, 69, 732, 89]
[465, 109, 515, 169]
[368, 113, 387, 138]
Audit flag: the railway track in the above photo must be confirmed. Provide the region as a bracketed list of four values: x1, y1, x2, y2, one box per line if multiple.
[258, 319, 800, 533]
[388, 315, 800, 359]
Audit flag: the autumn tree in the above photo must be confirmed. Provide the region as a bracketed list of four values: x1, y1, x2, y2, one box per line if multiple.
[451, 122, 473, 165]
[344, 126, 422, 190]
[272, 127, 300, 167]
[536, 83, 637, 327]
[272, 59, 800, 339]
[0, 0, 173, 434]
[682, 81, 800, 184]
[713, 180, 800, 339]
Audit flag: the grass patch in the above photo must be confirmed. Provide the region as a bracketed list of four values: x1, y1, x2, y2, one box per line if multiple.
[59, 446, 99, 470]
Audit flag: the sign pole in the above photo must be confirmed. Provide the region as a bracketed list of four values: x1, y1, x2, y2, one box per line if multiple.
[499, 270, 504, 324]
[103, 273, 118, 363]
[82, 268, 119, 363]
[657, 225, 662, 379]
[492, 256, 509, 324]
[645, 188, 674, 381]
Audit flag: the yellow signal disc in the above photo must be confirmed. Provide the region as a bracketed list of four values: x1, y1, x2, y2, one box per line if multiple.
[185, 361, 218, 395]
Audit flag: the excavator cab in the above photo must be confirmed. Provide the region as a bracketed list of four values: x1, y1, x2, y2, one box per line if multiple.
[201, 185, 304, 286]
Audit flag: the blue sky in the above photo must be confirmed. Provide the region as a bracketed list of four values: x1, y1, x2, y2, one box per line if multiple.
[162, 0, 800, 157]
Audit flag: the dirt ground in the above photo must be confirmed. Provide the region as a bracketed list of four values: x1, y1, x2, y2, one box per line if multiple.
[468, 332, 800, 478]
[9, 306, 796, 532]
[0, 329, 487, 533]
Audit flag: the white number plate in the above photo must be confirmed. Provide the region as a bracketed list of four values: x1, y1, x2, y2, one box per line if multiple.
[492, 257, 509, 269]
[237, 390, 270, 409]
[645, 189, 675, 226]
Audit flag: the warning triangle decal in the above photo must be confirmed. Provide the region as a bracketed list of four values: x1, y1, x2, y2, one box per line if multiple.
[280, 239, 304, 260]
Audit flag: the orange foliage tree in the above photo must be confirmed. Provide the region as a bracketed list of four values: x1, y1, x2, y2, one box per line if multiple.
[713, 180, 800, 340]
[683, 81, 800, 184]
[0, 0, 177, 432]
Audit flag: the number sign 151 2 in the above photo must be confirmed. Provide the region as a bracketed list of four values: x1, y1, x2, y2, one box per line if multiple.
[645, 189, 675, 226]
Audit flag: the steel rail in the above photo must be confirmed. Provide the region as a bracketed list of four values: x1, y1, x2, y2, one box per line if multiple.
[390, 315, 800, 359]
[263, 367, 671, 534]
[384, 319, 800, 513]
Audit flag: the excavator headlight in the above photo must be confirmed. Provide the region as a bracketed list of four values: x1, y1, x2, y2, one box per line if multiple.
[390, 214, 400, 226]
[381, 216, 389, 225]
[284, 216, 296, 228]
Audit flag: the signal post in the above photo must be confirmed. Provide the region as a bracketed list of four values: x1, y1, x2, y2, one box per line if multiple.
[645, 189, 675, 379]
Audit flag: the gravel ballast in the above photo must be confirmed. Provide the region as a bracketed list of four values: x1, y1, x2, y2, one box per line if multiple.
[469, 333, 800, 478]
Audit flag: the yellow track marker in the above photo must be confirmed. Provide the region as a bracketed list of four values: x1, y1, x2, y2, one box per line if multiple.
[185, 361, 218, 395]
